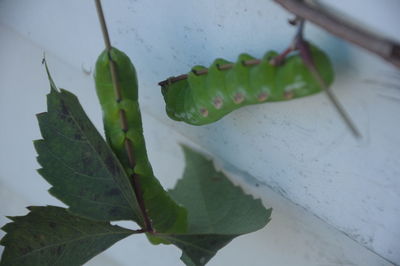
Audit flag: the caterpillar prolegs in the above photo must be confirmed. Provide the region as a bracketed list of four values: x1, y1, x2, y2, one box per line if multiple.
[160, 42, 334, 125]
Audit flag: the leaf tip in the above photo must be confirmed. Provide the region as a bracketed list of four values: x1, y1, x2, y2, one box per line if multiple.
[42, 56, 58, 92]
[36, 112, 47, 119]
[33, 139, 44, 151]
[4, 216, 16, 222]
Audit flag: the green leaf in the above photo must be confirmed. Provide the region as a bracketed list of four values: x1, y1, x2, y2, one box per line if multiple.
[34, 79, 142, 224]
[158, 146, 272, 266]
[158, 234, 236, 266]
[0, 206, 134, 266]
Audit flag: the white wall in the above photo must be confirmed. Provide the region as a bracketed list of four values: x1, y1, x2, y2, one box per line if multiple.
[0, 0, 399, 265]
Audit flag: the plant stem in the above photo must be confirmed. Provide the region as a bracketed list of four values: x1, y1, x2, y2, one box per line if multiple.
[274, 0, 400, 68]
[294, 19, 361, 138]
[94, 0, 121, 101]
[94, 0, 153, 232]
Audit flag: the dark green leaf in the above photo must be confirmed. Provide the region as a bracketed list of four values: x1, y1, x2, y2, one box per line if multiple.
[159, 233, 236, 266]
[35, 80, 142, 223]
[159, 146, 272, 266]
[0, 206, 134, 266]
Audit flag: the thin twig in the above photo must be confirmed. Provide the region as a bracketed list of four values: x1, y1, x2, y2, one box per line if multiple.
[94, 0, 121, 101]
[269, 46, 294, 66]
[94, 0, 153, 232]
[273, 0, 400, 68]
[94, 0, 112, 50]
[295, 19, 361, 138]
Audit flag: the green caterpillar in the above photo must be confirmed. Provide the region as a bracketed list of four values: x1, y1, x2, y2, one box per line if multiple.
[94, 47, 186, 234]
[160, 42, 334, 125]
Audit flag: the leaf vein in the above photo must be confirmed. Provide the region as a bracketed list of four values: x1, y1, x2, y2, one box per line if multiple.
[40, 144, 112, 181]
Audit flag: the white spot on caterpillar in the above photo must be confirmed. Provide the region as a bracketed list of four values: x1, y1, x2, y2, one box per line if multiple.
[284, 79, 306, 91]
[200, 108, 209, 117]
[233, 93, 245, 104]
[213, 97, 223, 109]
[257, 92, 269, 102]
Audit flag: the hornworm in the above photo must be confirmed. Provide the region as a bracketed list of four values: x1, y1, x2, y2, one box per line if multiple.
[160, 42, 334, 125]
[94, 47, 187, 233]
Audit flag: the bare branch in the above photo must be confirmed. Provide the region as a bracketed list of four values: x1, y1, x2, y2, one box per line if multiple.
[274, 0, 400, 68]
[294, 25, 361, 138]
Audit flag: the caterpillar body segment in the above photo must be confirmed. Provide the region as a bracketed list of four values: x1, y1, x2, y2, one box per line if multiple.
[94, 49, 140, 171]
[161, 43, 334, 125]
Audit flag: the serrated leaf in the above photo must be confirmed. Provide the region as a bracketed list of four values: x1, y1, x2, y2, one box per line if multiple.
[0, 206, 134, 266]
[159, 146, 272, 266]
[35, 77, 142, 224]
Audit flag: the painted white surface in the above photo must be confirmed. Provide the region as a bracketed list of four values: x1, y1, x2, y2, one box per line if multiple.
[0, 26, 394, 265]
[0, 0, 399, 265]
